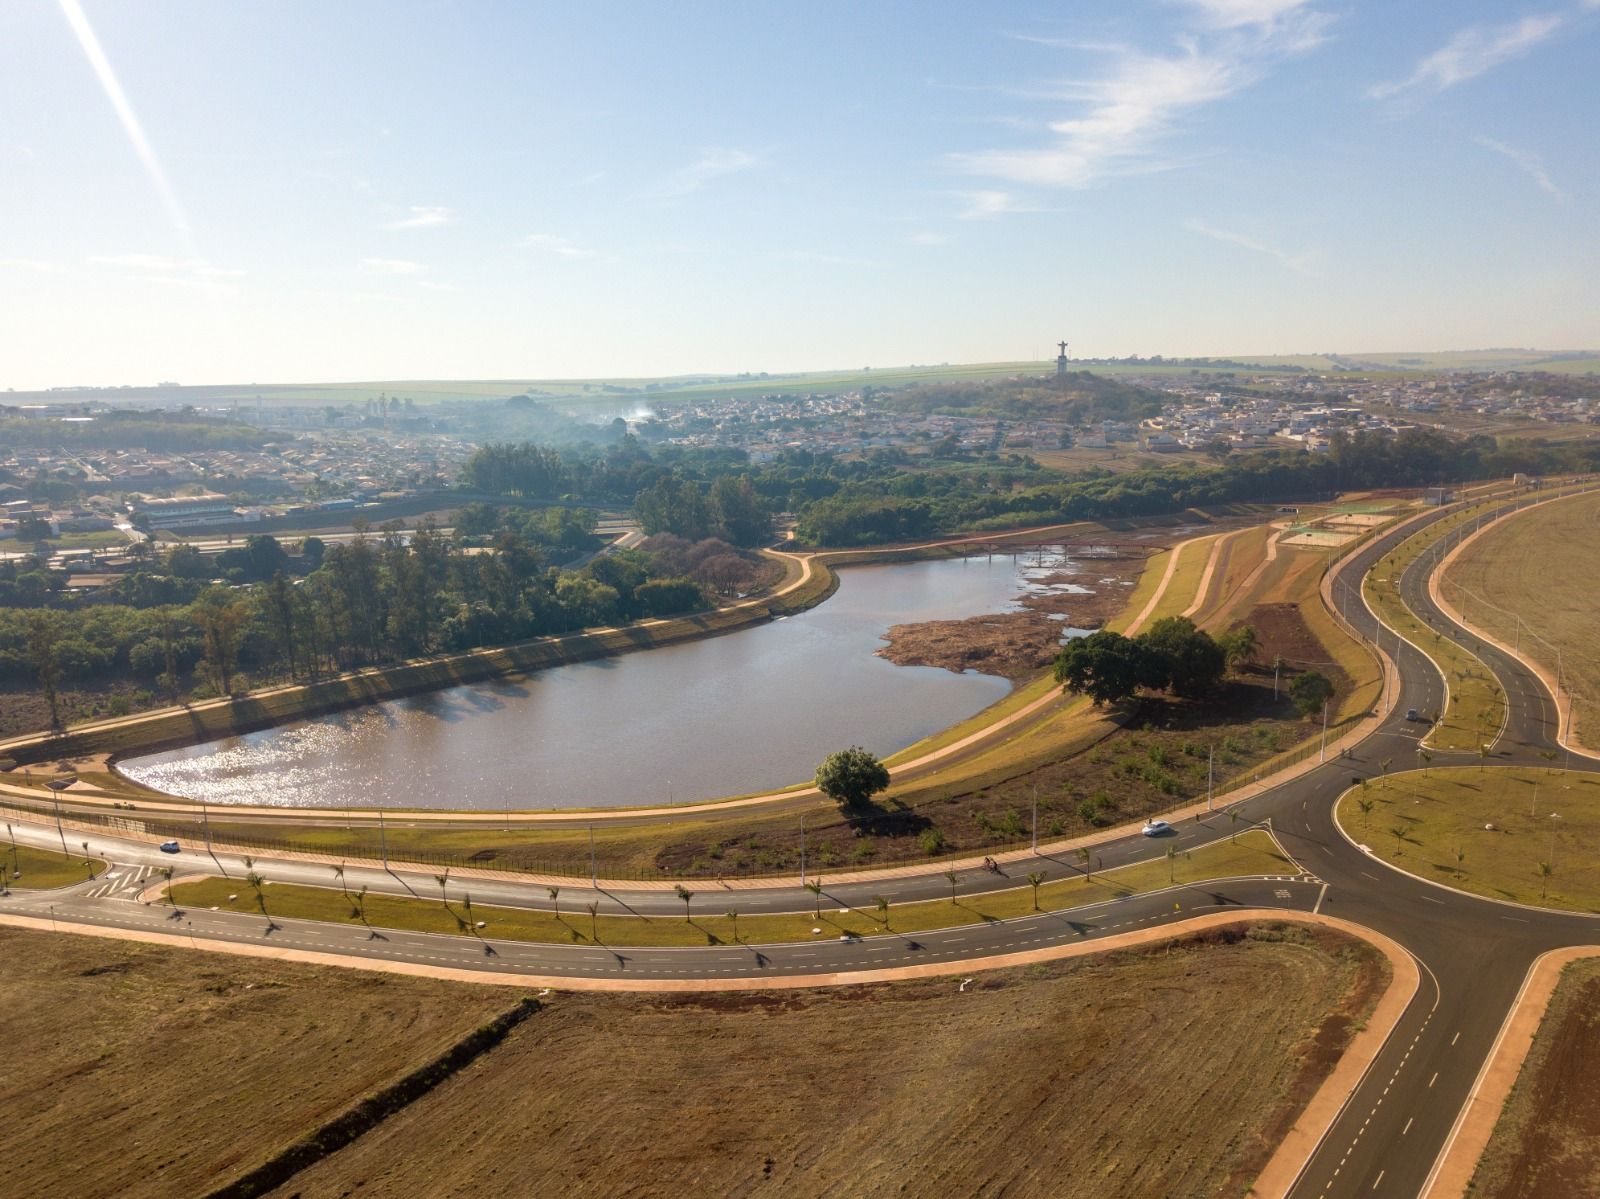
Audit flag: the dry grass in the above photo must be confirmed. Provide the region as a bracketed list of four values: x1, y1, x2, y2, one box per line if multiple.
[1471, 958, 1600, 1198]
[1444, 490, 1600, 749]
[264, 924, 1387, 1199]
[0, 929, 523, 1199]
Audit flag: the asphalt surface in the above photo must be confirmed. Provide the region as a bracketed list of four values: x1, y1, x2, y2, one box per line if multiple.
[4, 486, 1599, 1199]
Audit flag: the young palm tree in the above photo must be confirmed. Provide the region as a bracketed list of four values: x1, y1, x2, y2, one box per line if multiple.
[1076, 845, 1092, 878]
[1166, 846, 1177, 883]
[944, 868, 959, 905]
[1420, 749, 1433, 778]
[1357, 796, 1374, 831]
[162, 865, 175, 908]
[725, 908, 739, 942]
[1388, 825, 1407, 856]
[1026, 871, 1045, 911]
[674, 883, 693, 922]
[462, 892, 474, 926]
[354, 884, 368, 925]
[547, 886, 560, 920]
[434, 870, 450, 911]
[873, 894, 889, 930]
[586, 901, 599, 943]
[245, 870, 267, 918]
[804, 880, 823, 917]
[333, 861, 348, 902]
[1538, 861, 1553, 901]
[1380, 758, 1393, 786]
[1228, 809, 1241, 843]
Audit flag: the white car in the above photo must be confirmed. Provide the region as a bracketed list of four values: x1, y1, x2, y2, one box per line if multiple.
[1141, 820, 1171, 837]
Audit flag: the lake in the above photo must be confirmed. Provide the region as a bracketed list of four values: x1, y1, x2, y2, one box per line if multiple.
[119, 551, 1102, 810]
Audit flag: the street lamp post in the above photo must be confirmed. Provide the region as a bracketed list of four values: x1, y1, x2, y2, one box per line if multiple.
[799, 815, 806, 888]
[588, 823, 597, 888]
[1030, 787, 1038, 854]
[1207, 745, 1214, 811]
[1319, 701, 1329, 763]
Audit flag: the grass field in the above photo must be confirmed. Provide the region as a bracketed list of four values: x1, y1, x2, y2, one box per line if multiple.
[0, 840, 106, 888]
[172, 830, 1293, 947]
[1443, 489, 1600, 749]
[258, 923, 1384, 1199]
[1470, 957, 1600, 1198]
[0, 928, 525, 1199]
[1335, 768, 1600, 910]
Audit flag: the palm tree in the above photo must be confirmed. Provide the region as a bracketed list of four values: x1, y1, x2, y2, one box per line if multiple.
[873, 894, 889, 929]
[804, 880, 823, 917]
[1026, 871, 1045, 911]
[245, 870, 267, 919]
[725, 908, 739, 942]
[1229, 809, 1241, 843]
[354, 884, 368, 925]
[1357, 796, 1374, 831]
[161, 865, 175, 908]
[1539, 749, 1559, 775]
[434, 869, 451, 911]
[1380, 758, 1393, 787]
[586, 900, 599, 943]
[1478, 745, 1490, 774]
[547, 886, 560, 921]
[1454, 847, 1465, 873]
[1419, 749, 1433, 778]
[1388, 825, 1407, 856]
[462, 892, 475, 926]
[1538, 861, 1553, 901]
[674, 883, 693, 922]
[1166, 846, 1177, 883]
[1075, 846, 1092, 880]
[944, 868, 959, 906]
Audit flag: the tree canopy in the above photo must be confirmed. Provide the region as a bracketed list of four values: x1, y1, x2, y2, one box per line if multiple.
[814, 746, 891, 809]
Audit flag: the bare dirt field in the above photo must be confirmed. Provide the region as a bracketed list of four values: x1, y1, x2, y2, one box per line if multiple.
[1444, 489, 1600, 748]
[265, 923, 1385, 1199]
[0, 928, 523, 1199]
[1471, 958, 1600, 1198]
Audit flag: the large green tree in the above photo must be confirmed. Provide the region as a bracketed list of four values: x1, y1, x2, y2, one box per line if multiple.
[1288, 669, 1335, 718]
[814, 746, 891, 809]
[1053, 631, 1149, 706]
[1135, 616, 1226, 699]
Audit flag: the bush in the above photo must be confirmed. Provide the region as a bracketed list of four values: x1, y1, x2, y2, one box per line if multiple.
[918, 827, 947, 855]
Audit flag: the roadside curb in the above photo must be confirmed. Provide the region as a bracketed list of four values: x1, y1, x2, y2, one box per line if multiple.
[1419, 946, 1600, 1199]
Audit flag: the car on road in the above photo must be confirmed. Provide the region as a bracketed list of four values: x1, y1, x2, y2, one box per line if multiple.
[158, 840, 180, 853]
[1141, 819, 1171, 837]
[1406, 708, 1427, 722]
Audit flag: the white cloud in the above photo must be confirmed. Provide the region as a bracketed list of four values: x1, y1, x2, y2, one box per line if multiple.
[907, 231, 949, 245]
[90, 253, 243, 278]
[954, 8, 1329, 192]
[1184, 218, 1311, 271]
[955, 190, 1041, 219]
[1475, 136, 1568, 199]
[520, 234, 594, 259]
[651, 147, 759, 197]
[360, 257, 425, 275]
[1370, 14, 1566, 99]
[383, 205, 454, 230]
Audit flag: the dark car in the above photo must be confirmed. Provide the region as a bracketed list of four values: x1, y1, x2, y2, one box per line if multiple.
[158, 840, 180, 854]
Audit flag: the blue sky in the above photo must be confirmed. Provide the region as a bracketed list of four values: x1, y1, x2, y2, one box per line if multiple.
[2, 0, 1597, 388]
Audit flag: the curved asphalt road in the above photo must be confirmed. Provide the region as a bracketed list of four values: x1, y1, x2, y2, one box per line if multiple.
[5, 485, 1600, 1199]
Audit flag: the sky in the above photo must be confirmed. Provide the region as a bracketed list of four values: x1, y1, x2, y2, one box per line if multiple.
[2, 0, 1598, 389]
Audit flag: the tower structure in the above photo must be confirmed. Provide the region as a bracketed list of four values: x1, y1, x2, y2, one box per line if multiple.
[1055, 339, 1069, 379]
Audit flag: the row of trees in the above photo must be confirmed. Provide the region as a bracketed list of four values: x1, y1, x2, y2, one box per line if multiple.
[2, 521, 724, 707]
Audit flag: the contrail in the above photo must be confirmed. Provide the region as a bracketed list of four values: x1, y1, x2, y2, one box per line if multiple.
[57, 0, 192, 240]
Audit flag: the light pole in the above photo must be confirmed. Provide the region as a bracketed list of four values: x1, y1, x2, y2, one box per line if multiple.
[588, 823, 597, 887]
[1030, 787, 1038, 854]
[1207, 745, 1214, 811]
[201, 797, 212, 853]
[799, 815, 806, 888]
[47, 779, 70, 856]
[1319, 701, 1329, 763]
[378, 809, 388, 871]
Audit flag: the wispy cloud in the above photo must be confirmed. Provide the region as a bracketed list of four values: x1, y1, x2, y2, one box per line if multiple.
[907, 230, 950, 246]
[1370, 14, 1566, 99]
[360, 257, 426, 275]
[1184, 218, 1311, 271]
[650, 147, 760, 198]
[769, 249, 877, 267]
[90, 253, 243, 278]
[1475, 136, 1568, 199]
[383, 205, 454, 230]
[955, 190, 1041, 219]
[954, 3, 1330, 192]
[520, 233, 594, 259]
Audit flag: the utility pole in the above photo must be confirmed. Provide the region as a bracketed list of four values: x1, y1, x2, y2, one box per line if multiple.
[799, 816, 806, 888]
[1207, 746, 1214, 810]
[588, 823, 597, 887]
[1319, 701, 1329, 763]
[201, 798, 212, 853]
[1031, 787, 1038, 854]
[378, 809, 388, 871]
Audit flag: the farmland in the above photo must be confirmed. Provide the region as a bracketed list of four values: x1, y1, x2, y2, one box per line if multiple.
[0, 928, 524, 1199]
[1443, 489, 1600, 749]
[259, 923, 1384, 1199]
